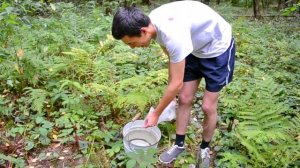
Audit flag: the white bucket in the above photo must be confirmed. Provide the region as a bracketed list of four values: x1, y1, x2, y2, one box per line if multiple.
[122, 120, 161, 153]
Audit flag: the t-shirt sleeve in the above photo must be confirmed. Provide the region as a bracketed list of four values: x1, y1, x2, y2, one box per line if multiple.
[165, 27, 193, 63]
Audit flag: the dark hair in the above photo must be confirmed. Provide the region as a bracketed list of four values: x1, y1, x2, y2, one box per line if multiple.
[111, 7, 151, 39]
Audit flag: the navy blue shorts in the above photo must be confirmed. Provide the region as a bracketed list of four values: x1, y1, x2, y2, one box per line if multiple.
[183, 38, 235, 92]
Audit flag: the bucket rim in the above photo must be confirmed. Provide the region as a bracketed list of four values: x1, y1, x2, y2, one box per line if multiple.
[125, 129, 160, 149]
[122, 120, 161, 137]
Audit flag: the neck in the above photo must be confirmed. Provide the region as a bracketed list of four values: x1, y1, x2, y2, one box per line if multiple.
[149, 23, 157, 39]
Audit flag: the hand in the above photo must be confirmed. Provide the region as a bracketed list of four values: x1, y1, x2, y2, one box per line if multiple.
[143, 111, 159, 128]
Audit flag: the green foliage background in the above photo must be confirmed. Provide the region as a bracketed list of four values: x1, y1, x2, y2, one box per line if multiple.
[0, 0, 299, 167]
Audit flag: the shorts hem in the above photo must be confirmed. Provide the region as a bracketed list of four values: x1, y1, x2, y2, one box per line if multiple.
[206, 86, 222, 92]
[183, 78, 200, 82]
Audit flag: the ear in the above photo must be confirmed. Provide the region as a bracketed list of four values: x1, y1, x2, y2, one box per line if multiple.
[140, 27, 149, 34]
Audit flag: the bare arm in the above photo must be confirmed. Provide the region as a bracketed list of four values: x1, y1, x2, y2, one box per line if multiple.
[155, 59, 185, 115]
[161, 45, 172, 83]
[144, 46, 185, 127]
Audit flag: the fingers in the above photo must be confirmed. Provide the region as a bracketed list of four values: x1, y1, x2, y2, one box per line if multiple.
[143, 113, 158, 128]
[143, 119, 155, 128]
[143, 118, 149, 128]
[144, 121, 156, 127]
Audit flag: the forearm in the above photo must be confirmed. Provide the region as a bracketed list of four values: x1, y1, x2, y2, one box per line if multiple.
[168, 61, 171, 83]
[157, 45, 184, 118]
[154, 82, 183, 117]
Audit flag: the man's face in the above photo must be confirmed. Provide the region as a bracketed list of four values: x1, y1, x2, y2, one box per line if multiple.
[121, 31, 152, 48]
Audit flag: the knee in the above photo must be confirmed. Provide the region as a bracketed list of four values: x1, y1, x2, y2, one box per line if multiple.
[201, 103, 217, 116]
[178, 93, 194, 106]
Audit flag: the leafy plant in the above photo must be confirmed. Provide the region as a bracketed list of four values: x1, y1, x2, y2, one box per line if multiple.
[218, 67, 299, 167]
[0, 1, 299, 167]
[0, 96, 14, 117]
[0, 153, 25, 168]
[282, 1, 300, 16]
[25, 87, 49, 113]
[114, 69, 168, 112]
[0, 2, 20, 46]
[126, 148, 157, 168]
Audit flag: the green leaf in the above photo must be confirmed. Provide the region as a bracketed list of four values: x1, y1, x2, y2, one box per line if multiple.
[126, 159, 137, 168]
[38, 127, 48, 137]
[36, 117, 44, 124]
[38, 153, 47, 161]
[42, 121, 53, 129]
[25, 140, 34, 151]
[58, 128, 73, 137]
[0, 154, 25, 167]
[40, 136, 51, 145]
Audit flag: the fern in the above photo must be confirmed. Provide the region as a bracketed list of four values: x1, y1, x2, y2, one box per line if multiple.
[116, 69, 167, 92]
[61, 48, 95, 82]
[92, 59, 116, 84]
[290, 113, 300, 138]
[114, 69, 168, 112]
[25, 87, 48, 113]
[83, 83, 116, 97]
[218, 152, 248, 168]
[59, 79, 86, 93]
[115, 92, 150, 111]
[219, 67, 297, 167]
[286, 113, 300, 166]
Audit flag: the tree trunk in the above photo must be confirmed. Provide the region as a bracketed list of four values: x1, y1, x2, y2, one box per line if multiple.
[201, 0, 210, 5]
[253, 0, 262, 19]
[278, 0, 283, 11]
[217, 0, 221, 5]
[142, 0, 151, 5]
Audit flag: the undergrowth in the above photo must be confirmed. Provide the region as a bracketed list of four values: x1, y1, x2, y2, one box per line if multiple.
[0, 1, 299, 168]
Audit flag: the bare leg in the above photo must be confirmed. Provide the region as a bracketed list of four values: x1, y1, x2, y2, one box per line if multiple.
[176, 80, 200, 135]
[201, 90, 219, 142]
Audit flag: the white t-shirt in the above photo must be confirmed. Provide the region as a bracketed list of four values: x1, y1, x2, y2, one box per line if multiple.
[149, 1, 232, 63]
